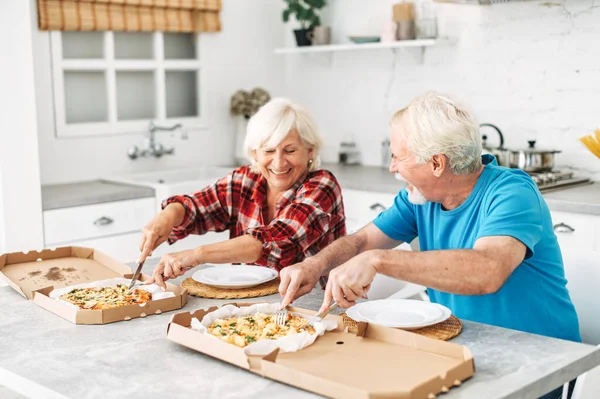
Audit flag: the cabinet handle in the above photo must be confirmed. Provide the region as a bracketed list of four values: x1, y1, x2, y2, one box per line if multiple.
[553, 222, 575, 233]
[94, 216, 114, 226]
[369, 203, 387, 212]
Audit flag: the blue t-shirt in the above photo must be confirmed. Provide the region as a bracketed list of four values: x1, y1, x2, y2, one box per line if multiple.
[373, 155, 581, 342]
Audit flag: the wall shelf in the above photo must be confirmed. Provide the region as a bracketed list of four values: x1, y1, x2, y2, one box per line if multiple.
[274, 39, 437, 55]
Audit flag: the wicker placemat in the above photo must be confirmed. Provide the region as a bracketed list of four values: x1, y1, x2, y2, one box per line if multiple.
[181, 277, 280, 299]
[341, 312, 462, 341]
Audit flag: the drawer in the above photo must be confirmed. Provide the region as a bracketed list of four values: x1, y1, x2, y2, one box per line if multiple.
[74, 232, 144, 264]
[342, 188, 399, 224]
[44, 197, 155, 245]
[550, 211, 598, 253]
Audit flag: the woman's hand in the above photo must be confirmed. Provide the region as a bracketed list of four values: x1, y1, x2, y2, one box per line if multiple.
[138, 203, 185, 263]
[146, 249, 200, 290]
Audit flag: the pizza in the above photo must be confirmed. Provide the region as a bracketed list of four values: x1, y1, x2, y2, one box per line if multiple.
[207, 312, 316, 348]
[59, 284, 152, 310]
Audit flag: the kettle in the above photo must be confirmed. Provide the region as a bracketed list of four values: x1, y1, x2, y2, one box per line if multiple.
[480, 123, 509, 167]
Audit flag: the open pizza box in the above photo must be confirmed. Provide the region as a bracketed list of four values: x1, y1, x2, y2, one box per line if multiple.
[166, 303, 475, 399]
[0, 246, 188, 324]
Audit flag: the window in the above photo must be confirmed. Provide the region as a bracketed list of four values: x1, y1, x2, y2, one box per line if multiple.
[50, 32, 204, 137]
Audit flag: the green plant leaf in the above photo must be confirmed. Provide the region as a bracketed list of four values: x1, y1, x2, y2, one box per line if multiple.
[283, 0, 326, 29]
[310, 15, 321, 28]
[297, 5, 309, 21]
[304, 0, 326, 9]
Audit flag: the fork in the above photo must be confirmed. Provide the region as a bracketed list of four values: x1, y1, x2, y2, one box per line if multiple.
[274, 301, 338, 327]
[274, 308, 288, 326]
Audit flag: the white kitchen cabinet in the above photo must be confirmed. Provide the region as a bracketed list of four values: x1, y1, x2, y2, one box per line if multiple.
[73, 231, 145, 264]
[44, 198, 155, 244]
[43, 197, 155, 263]
[74, 230, 229, 265]
[342, 188, 419, 251]
[562, 250, 600, 345]
[550, 210, 600, 253]
[342, 188, 398, 226]
[42, 196, 229, 264]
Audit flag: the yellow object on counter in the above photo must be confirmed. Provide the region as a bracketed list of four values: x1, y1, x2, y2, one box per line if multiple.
[579, 129, 600, 159]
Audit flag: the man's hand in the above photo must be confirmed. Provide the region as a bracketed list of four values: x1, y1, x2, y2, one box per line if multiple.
[319, 251, 379, 312]
[279, 262, 322, 308]
[145, 249, 200, 290]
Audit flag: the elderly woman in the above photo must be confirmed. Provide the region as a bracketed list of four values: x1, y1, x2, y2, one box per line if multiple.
[141, 98, 346, 289]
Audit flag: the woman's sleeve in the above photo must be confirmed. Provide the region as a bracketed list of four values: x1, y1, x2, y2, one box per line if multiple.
[161, 173, 234, 244]
[246, 173, 344, 269]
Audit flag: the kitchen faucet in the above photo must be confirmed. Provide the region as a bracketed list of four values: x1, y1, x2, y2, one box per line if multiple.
[127, 121, 188, 159]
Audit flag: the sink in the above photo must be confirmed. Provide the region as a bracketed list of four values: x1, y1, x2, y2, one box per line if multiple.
[106, 165, 234, 208]
[114, 166, 233, 185]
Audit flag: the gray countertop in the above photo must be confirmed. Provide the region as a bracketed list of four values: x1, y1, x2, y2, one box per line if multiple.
[41, 180, 155, 211]
[0, 260, 599, 399]
[325, 163, 600, 215]
[41, 164, 600, 214]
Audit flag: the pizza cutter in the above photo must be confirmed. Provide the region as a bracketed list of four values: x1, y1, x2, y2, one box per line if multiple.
[127, 259, 145, 291]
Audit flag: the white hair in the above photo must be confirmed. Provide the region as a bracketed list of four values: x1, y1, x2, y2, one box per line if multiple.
[390, 92, 482, 175]
[244, 98, 323, 173]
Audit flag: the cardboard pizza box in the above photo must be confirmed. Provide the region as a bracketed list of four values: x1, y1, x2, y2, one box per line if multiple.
[0, 246, 188, 324]
[166, 303, 475, 399]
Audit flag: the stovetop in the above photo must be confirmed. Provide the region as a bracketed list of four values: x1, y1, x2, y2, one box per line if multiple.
[528, 171, 592, 193]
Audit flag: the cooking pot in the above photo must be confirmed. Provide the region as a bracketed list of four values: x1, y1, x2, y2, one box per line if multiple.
[508, 140, 561, 173]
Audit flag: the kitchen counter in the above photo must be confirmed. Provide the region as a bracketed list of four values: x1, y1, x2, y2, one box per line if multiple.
[42, 164, 600, 215]
[1, 260, 599, 399]
[41, 180, 155, 211]
[323, 163, 600, 215]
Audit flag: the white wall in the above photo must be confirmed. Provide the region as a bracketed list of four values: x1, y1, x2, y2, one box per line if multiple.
[0, 1, 45, 253]
[34, 0, 285, 184]
[23, 0, 600, 186]
[0, 162, 5, 253]
[282, 0, 600, 180]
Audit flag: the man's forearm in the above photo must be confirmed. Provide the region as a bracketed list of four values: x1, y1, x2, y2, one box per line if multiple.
[310, 232, 369, 275]
[372, 248, 510, 295]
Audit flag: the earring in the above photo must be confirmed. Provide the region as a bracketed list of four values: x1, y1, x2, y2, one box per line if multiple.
[308, 159, 313, 165]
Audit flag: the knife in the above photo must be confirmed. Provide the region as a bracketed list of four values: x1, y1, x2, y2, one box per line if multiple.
[127, 259, 145, 291]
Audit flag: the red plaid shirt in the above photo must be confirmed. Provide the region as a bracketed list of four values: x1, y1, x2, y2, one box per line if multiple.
[163, 166, 346, 274]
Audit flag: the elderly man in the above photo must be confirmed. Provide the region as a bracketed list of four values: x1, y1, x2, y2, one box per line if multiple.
[279, 91, 580, 346]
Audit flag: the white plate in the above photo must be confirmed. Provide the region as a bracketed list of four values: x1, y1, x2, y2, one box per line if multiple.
[346, 299, 451, 330]
[192, 265, 278, 289]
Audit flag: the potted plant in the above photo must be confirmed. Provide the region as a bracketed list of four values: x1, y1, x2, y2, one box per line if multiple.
[282, 0, 326, 47]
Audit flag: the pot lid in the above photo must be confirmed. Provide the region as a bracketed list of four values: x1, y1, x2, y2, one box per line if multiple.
[509, 140, 561, 154]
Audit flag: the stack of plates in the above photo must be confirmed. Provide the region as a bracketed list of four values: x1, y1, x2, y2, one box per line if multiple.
[346, 299, 451, 330]
[192, 265, 278, 289]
